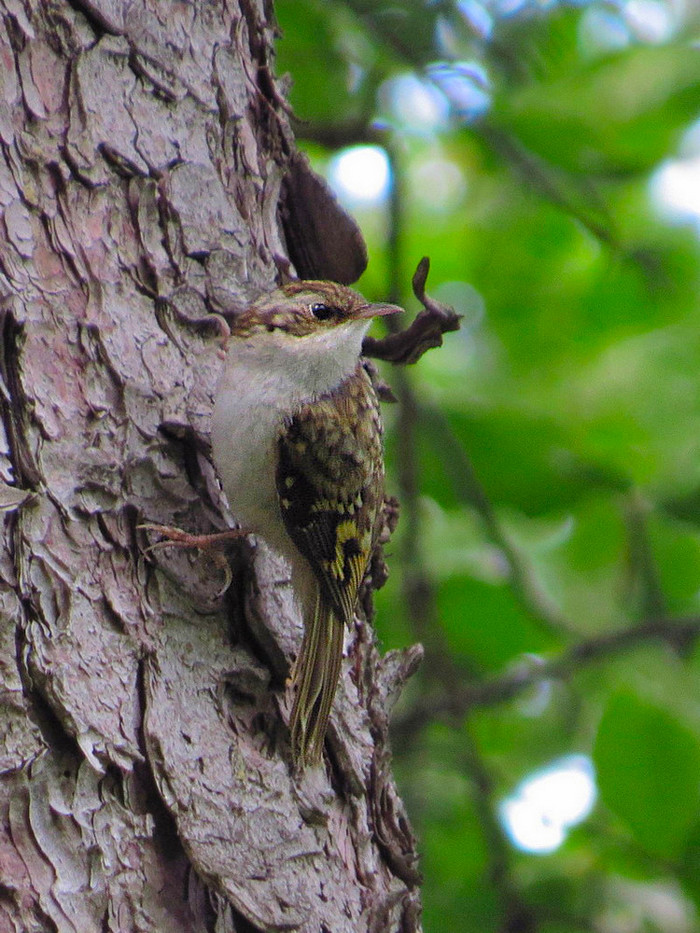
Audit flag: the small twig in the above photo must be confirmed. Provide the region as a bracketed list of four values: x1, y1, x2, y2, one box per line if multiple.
[363, 257, 462, 365]
[392, 615, 700, 736]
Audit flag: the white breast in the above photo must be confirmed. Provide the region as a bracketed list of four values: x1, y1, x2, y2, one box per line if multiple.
[211, 365, 285, 548]
[210, 319, 370, 559]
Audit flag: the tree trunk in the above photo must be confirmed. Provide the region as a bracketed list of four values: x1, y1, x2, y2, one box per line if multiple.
[0, 2, 421, 931]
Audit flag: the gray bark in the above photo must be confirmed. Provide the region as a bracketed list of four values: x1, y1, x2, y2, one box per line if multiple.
[0, 2, 421, 931]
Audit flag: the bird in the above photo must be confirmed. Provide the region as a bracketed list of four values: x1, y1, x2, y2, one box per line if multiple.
[206, 280, 402, 767]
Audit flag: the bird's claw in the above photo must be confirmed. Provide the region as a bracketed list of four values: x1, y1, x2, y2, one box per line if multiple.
[138, 523, 242, 595]
[138, 523, 245, 553]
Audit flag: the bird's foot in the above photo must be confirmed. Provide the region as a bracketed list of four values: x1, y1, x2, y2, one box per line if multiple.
[138, 524, 247, 595]
[138, 523, 245, 554]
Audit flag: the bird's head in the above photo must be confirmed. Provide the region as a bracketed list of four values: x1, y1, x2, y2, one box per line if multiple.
[227, 281, 402, 398]
[233, 280, 402, 339]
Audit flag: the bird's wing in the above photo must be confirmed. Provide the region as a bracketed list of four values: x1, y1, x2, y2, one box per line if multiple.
[276, 364, 384, 627]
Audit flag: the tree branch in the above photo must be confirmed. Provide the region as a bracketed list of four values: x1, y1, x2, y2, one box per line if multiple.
[393, 615, 700, 736]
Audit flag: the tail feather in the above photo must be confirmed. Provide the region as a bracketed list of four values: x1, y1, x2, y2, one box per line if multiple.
[289, 590, 344, 766]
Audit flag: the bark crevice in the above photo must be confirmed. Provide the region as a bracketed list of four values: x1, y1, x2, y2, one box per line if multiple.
[0, 3, 422, 931]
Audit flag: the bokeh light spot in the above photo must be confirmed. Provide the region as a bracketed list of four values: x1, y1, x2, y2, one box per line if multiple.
[624, 0, 675, 43]
[500, 755, 597, 854]
[651, 156, 700, 226]
[328, 145, 391, 205]
[380, 73, 450, 133]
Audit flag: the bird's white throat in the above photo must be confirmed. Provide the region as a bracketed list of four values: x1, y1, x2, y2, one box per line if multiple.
[221, 317, 370, 405]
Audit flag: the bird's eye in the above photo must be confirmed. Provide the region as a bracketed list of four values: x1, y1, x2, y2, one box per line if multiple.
[310, 303, 337, 321]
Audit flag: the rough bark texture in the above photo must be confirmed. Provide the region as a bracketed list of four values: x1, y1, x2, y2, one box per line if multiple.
[0, 2, 421, 931]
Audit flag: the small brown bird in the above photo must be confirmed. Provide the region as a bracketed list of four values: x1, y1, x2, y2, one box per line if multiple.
[210, 281, 402, 766]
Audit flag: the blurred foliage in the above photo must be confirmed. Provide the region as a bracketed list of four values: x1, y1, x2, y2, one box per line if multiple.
[276, 1, 700, 930]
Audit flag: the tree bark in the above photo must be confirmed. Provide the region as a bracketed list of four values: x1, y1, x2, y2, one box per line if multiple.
[0, 2, 421, 931]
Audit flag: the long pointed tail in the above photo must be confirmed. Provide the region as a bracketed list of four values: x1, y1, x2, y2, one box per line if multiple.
[289, 590, 344, 767]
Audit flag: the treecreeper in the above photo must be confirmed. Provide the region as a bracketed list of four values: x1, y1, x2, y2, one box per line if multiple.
[149, 280, 402, 767]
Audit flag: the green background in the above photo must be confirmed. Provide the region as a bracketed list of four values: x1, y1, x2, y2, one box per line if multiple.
[276, 2, 700, 930]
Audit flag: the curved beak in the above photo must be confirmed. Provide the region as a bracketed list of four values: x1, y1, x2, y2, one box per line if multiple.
[357, 301, 404, 320]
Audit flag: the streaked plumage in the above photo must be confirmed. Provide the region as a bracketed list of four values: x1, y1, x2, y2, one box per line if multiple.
[210, 281, 401, 766]
[277, 363, 384, 761]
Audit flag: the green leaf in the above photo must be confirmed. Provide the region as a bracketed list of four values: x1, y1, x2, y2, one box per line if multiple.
[538, 494, 629, 633]
[679, 819, 700, 909]
[275, 0, 374, 125]
[437, 574, 552, 671]
[433, 407, 625, 516]
[594, 693, 700, 859]
[494, 45, 700, 174]
[490, 7, 583, 87]
[649, 515, 700, 611]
